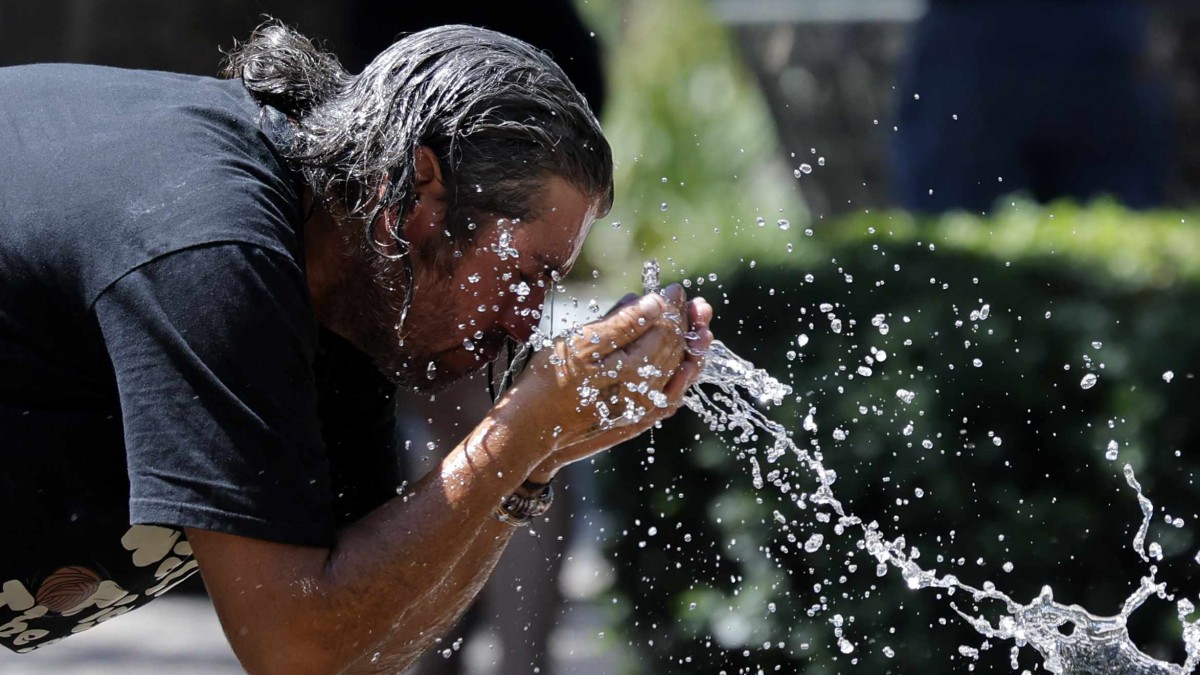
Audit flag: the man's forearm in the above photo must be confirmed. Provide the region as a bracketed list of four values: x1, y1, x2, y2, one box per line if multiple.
[190, 402, 552, 675]
[346, 518, 518, 673]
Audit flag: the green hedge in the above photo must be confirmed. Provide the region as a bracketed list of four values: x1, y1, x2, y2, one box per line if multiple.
[594, 202, 1200, 673]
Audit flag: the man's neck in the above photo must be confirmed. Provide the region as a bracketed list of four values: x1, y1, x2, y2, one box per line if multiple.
[301, 190, 345, 330]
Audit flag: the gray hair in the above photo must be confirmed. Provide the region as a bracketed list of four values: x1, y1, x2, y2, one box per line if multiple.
[223, 20, 613, 255]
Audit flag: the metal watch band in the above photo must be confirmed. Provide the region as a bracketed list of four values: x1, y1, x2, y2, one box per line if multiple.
[494, 479, 554, 527]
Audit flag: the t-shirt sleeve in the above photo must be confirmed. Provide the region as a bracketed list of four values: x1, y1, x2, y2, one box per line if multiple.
[92, 242, 335, 547]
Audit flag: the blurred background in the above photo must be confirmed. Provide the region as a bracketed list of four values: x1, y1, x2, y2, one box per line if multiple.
[3, 0, 1200, 673]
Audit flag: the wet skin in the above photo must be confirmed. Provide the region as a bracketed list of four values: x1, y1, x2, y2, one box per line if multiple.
[305, 147, 599, 391]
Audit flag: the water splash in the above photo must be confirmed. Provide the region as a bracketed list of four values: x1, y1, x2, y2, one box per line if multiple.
[640, 258, 1200, 674]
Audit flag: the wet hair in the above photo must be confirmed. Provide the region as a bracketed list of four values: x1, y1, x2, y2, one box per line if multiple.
[222, 20, 613, 255]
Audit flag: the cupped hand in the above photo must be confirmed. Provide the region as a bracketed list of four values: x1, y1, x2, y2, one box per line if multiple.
[499, 283, 715, 483]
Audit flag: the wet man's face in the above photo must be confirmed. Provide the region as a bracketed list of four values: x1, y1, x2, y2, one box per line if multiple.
[346, 178, 599, 390]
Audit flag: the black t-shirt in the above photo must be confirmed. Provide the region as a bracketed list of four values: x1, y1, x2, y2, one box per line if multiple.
[0, 64, 400, 652]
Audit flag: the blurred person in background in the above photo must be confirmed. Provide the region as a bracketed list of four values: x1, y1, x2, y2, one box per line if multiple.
[890, 0, 1174, 213]
[0, 19, 714, 673]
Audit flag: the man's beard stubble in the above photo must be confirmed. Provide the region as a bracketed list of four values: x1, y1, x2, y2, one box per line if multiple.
[327, 240, 426, 388]
[329, 239, 497, 393]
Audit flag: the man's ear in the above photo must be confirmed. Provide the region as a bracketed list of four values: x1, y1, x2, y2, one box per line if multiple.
[402, 146, 447, 250]
[369, 146, 447, 254]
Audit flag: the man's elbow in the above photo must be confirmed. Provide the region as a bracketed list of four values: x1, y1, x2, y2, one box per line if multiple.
[222, 609, 390, 675]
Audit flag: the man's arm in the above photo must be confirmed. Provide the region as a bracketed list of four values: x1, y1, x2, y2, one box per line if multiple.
[187, 402, 538, 675]
[342, 518, 517, 673]
[188, 289, 706, 675]
[336, 374, 516, 673]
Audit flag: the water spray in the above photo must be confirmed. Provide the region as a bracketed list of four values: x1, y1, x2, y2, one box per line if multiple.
[639, 258, 1200, 674]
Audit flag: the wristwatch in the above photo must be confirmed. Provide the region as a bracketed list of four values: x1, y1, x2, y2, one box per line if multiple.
[494, 479, 554, 526]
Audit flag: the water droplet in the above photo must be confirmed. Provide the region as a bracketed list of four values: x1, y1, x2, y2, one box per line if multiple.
[1080, 373, 1099, 389]
[462, 339, 475, 351]
[425, 362, 437, 380]
[491, 228, 519, 261]
[1106, 440, 1119, 460]
[660, 202, 668, 212]
[1164, 370, 1175, 383]
[777, 219, 790, 231]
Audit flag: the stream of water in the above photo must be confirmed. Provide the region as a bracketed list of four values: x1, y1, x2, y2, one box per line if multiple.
[639, 258, 1200, 674]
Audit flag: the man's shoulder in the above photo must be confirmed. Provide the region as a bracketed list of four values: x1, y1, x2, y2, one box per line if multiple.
[0, 64, 304, 307]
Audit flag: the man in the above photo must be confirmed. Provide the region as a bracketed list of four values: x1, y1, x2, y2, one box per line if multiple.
[0, 21, 713, 673]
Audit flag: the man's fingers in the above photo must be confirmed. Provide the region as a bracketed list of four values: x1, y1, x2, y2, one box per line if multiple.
[604, 293, 641, 318]
[688, 297, 713, 330]
[571, 293, 667, 358]
[659, 283, 687, 312]
[659, 358, 689, 399]
[596, 321, 682, 377]
[627, 322, 686, 374]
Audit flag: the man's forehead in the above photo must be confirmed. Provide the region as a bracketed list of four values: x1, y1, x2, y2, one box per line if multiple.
[524, 178, 598, 268]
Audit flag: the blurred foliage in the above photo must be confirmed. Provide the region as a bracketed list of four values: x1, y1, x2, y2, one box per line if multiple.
[575, 0, 806, 293]
[570, 2, 1200, 672]
[594, 201, 1200, 673]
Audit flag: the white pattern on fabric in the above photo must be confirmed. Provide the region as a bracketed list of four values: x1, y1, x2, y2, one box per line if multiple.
[0, 525, 199, 653]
